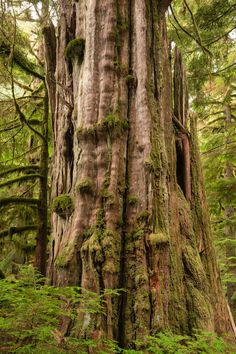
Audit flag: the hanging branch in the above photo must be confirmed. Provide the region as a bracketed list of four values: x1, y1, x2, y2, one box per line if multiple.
[183, 0, 203, 49]
[170, 4, 212, 56]
[6, 7, 45, 144]
[13, 99, 46, 142]
[0, 225, 39, 238]
[207, 26, 236, 46]
[0, 174, 42, 188]
[0, 198, 40, 207]
[0, 44, 45, 81]
[0, 165, 40, 178]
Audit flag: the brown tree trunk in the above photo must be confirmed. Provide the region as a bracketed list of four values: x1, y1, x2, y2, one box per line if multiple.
[224, 105, 236, 321]
[34, 90, 49, 276]
[48, 0, 233, 346]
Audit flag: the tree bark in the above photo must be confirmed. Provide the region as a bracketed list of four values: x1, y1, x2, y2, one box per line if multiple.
[48, 0, 233, 346]
[224, 105, 236, 321]
[34, 90, 49, 276]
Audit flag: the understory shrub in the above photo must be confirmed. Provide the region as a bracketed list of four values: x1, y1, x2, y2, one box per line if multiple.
[0, 266, 233, 353]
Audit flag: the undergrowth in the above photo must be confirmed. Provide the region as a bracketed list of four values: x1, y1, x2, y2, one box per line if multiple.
[0, 266, 233, 353]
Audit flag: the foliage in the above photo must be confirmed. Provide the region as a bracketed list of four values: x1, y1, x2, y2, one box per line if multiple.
[0, 265, 119, 353]
[139, 330, 231, 353]
[0, 0, 52, 273]
[0, 270, 233, 354]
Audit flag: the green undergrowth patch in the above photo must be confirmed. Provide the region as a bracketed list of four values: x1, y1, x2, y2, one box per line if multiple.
[0, 265, 121, 353]
[0, 266, 233, 353]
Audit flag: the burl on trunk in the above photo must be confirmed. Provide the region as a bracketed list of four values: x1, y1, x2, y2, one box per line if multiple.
[48, 0, 233, 346]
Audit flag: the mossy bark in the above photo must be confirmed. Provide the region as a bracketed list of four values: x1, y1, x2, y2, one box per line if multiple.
[34, 90, 49, 276]
[48, 0, 234, 346]
[224, 105, 236, 321]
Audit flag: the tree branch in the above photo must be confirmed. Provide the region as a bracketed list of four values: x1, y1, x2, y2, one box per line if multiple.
[0, 174, 42, 188]
[14, 99, 46, 142]
[0, 198, 40, 207]
[173, 115, 190, 135]
[0, 225, 38, 238]
[170, 5, 212, 56]
[207, 27, 236, 46]
[0, 165, 40, 178]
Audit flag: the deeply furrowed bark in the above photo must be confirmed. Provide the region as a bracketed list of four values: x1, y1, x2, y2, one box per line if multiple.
[48, 0, 234, 345]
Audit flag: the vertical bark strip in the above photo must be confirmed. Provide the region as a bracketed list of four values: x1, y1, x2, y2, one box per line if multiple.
[224, 105, 236, 321]
[35, 90, 49, 276]
[49, 0, 233, 345]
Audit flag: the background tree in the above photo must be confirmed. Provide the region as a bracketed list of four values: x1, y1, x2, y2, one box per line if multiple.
[168, 0, 236, 320]
[0, 0, 53, 275]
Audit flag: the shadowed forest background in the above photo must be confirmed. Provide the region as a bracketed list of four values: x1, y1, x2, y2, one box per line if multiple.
[0, 0, 236, 352]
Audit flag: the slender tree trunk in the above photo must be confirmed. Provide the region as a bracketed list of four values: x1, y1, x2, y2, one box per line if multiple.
[35, 90, 49, 276]
[48, 0, 233, 345]
[224, 105, 236, 321]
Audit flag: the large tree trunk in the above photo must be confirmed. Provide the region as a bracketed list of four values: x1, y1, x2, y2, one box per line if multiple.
[48, 0, 233, 345]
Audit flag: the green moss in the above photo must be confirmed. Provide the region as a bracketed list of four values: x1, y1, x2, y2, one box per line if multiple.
[144, 157, 155, 172]
[76, 179, 94, 195]
[81, 232, 104, 264]
[135, 273, 149, 286]
[55, 254, 67, 268]
[65, 38, 85, 64]
[83, 227, 94, 240]
[146, 231, 169, 246]
[52, 194, 74, 218]
[100, 189, 115, 205]
[55, 243, 75, 267]
[77, 115, 128, 140]
[118, 180, 128, 195]
[113, 61, 128, 75]
[117, 216, 124, 228]
[99, 114, 129, 132]
[103, 261, 117, 274]
[128, 195, 139, 206]
[117, 15, 129, 31]
[96, 209, 105, 230]
[182, 245, 207, 288]
[186, 280, 213, 330]
[77, 124, 96, 139]
[137, 210, 151, 223]
[131, 226, 145, 240]
[125, 74, 135, 86]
